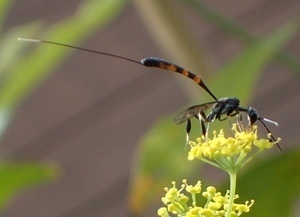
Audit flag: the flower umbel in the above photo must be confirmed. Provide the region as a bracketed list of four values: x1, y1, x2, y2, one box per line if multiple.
[188, 124, 280, 172]
[158, 124, 280, 217]
[158, 180, 254, 217]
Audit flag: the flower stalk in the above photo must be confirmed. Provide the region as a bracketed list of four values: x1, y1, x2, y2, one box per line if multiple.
[226, 171, 236, 217]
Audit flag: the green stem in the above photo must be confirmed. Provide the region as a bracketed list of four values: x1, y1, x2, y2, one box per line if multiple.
[226, 171, 237, 217]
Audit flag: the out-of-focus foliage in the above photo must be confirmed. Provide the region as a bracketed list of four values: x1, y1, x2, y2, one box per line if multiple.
[0, 0, 127, 212]
[1, 0, 299, 216]
[129, 0, 300, 216]
[0, 162, 58, 211]
[236, 149, 300, 217]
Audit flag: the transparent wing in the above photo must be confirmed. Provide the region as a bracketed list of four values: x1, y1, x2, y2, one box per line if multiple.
[173, 102, 217, 125]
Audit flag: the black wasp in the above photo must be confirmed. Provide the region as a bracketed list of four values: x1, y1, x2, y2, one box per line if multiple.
[18, 38, 281, 151]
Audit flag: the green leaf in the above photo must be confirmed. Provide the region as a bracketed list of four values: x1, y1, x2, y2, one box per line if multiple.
[210, 20, 300, 103]
[183, 0, 300, 73]
[0, 161, 58, 211]
[0, 22, 42, 79]
[132, 0, 213, 90]
[0, 0, 14, 31]
[0, 23, 42, 138]
[0, 0, 127, 138]
[129, 117, 200, 214]
[236, 148, 300, 216]
[0, 0, 128, 210]
[0, 0, 126, 109]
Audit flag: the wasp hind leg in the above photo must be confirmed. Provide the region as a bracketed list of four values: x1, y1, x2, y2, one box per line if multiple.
[198, 111, 209, 138]
[185, 119, 192, 148]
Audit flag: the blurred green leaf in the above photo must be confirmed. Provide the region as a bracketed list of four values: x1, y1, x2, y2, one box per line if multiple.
[0, 161, 58, 211]
[0, 0, 127, 212]
[236, 148, 300, 216]
[0, 22, 42, 79]
[0, 0, 126, 109]
[0, 23, 42, 138]
[183, 0, 300, 73]
[210, 20, 299, 102]
[132, 0, 213, 84]
[128, 20, 299, 215]
[129, 117, 200, 214]
[0, 0, 14, 31]
[0, 0, 127, 138]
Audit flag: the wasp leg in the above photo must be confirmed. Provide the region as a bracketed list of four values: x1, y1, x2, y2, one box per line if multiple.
[185, 119, 192, 148]
[197, 111, 207, 136]
[235, 113, 244, 132]
[227, 111, 239, 117]
[218, 116, 228, 121]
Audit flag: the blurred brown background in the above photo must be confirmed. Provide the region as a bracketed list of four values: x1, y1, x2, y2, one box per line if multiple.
[1, 0, 299, 217]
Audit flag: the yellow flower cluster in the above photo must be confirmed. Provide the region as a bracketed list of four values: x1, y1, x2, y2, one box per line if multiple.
[158, 180, 254, 217]
[187, 124, 278, 172]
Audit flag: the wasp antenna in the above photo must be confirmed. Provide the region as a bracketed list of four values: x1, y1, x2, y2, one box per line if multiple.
[18, 38, 41, 43]
[258, 118, 281, 152]
[261, 117, 279, 126]
[17, 37, 142, 65]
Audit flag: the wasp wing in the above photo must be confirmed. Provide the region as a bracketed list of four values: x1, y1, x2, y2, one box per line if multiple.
[173, 101, 217, 125]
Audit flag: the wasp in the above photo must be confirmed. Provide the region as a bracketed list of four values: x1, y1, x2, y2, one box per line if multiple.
[18, 38, 281, 151]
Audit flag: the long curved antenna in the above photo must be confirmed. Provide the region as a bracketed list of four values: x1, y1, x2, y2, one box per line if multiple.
[258, 118, 281, 152]
[17, 38, 142, 65]
[18, 38, 218, 101]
